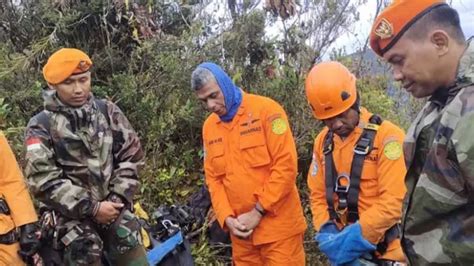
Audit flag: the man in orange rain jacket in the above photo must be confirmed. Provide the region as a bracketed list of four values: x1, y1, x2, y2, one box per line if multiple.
[305, 61, 407, 265]
[0, 132, 39, 265]
[192, 62, 307, 265]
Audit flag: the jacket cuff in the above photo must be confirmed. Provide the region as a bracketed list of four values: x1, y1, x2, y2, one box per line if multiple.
[359, 219, 382, 244]
[80, 198, 99, 218]
[217, 211, 235, 230]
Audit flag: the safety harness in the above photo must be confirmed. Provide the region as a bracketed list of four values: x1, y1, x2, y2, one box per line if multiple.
[323, 114, 399, 255]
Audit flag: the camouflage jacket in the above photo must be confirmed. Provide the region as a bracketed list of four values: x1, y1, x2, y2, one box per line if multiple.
[24, 90, 144, 220]
[402, 39, 474, 265]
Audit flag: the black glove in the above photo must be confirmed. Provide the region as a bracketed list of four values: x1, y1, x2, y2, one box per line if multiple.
[18, 222, 40, 263]
[107, 192, 131, 211]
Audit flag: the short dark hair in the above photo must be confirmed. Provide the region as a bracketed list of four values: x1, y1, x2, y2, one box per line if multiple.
[406, 5, 465, 44]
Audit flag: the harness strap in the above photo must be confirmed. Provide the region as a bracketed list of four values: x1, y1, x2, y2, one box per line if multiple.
[376, 223, 400, 255]
[347, 115, 381, 223]
[323, 131, 339, 222]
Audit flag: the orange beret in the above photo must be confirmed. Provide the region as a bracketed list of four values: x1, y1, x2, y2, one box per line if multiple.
[369, 0, 448, 57]
[42, 48, 92, 84]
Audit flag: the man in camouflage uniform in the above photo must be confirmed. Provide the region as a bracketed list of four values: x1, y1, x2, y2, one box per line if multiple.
[24, 48, 149, 266]
[370, 0, 474, 265]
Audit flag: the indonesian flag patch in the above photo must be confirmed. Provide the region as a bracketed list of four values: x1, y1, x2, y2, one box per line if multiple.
[26, 137, 42, 151]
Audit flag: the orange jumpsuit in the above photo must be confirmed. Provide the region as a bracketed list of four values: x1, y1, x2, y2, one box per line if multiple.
[203, 93, 307, 265]
[0, 133, 38, 265]
[308, 108, 406, 261]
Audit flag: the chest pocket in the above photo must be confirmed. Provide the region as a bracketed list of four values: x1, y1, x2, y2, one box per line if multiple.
[208, 144, 226, 176]
[360, 152, 379, 197]
[239, 131, 271, 168]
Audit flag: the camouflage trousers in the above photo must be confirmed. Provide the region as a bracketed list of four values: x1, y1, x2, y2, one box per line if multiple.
[59, 209, 149, 266]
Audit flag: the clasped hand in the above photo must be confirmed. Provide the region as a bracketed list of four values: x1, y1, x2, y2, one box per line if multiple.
[225, 208, 262, 239]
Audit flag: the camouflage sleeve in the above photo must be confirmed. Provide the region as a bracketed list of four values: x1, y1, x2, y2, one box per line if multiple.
[107, 102, 144, 203]
[452, 112, 474, 193]
[24, 117, 97, 219]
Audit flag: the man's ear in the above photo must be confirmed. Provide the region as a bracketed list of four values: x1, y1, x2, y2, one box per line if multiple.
[430, 30, 450, 56]
[46, 82, 56, 90]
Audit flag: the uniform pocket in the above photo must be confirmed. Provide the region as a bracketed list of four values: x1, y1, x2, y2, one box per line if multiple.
[209, 144, 226, 176]
[0, 213, 15, 235]
[360, 160, 378, 197]
[240, 135, 271, 168]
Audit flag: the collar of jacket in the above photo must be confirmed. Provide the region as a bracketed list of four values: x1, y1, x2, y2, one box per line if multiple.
[43, 89, 95, 113]
[215, 92, 247, 124]
[42, 89, 96, 131]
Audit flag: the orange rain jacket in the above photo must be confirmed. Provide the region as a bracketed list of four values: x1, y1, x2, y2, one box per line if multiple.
[0, 133, 37, 265]
[308, 108, 406, 261]
[203, 93, 307, 245]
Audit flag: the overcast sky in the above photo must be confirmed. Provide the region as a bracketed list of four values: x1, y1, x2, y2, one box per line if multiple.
[330, 0, 474, 55]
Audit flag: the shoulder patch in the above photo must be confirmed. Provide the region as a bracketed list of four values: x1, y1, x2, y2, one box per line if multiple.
[383, 141, 402, 160]
[271, 117, 287, 135]
[26, 137, 42, 152]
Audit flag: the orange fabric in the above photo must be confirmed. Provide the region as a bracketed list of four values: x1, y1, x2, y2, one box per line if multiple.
[43, 48, 93, 84]
[202, 93, 307, 245]
[307, 108, 407, 261]
[231, 233, 305, 266]
[305, 61, 357, 120]
[369, 0, 447, 56]
[0, 133, 37, 235]
[0, 242, 25, 266]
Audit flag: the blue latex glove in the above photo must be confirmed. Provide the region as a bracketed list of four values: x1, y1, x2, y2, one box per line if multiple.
[333, 222, 376, 265]
[314, 221, 340, 265]
[314, 221, 340, 244]
[315, 222, 376, 265]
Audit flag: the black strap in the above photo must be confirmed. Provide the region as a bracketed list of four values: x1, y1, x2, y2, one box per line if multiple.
[32, 111, 51, 133]
[323, 131, 339, 222]
[33, 99, 110, 134]
[94, 99, 110, 125]
[0, 230, 17, 244]
[376, 223, 400, 255]
[0, 198, 11, 215]
[347, 114, 382, 223]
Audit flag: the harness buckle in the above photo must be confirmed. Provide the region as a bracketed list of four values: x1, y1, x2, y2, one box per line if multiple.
[334, 174, 350, 193]
[323, 143, 333, 155]
[337, 198, 347, 210]
[354, 137, 371, 155]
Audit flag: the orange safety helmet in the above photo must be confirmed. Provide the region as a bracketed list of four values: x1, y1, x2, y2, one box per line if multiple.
[305, 61, 357, 120]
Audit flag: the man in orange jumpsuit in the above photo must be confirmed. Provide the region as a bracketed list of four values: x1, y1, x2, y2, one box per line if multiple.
[192, 62, 307, 265]
[305, 61, 407, 265]
[0, 132, 40, 265]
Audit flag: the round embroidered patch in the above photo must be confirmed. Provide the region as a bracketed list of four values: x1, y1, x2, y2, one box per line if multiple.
[271, 118, 287, 135]
[383, 141, 402, 160]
